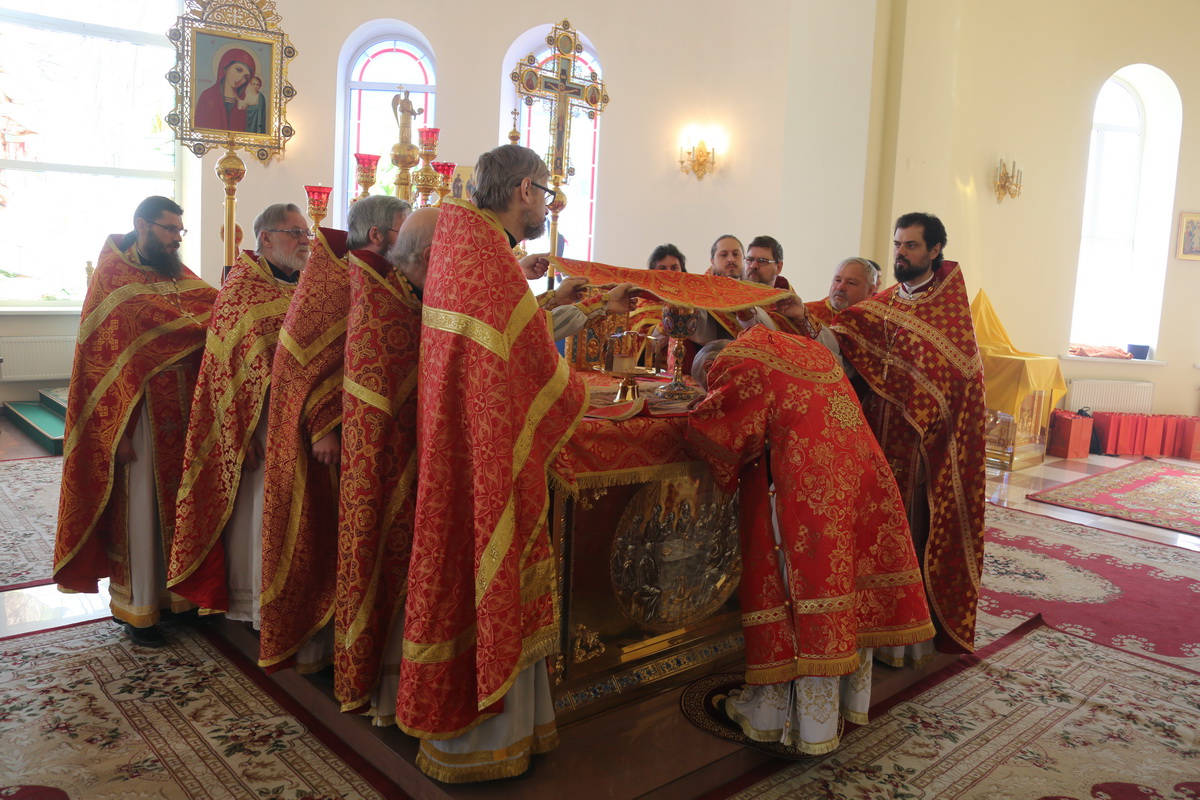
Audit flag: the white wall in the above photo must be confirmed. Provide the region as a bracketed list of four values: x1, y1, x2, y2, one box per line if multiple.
[191, 0, 875, 286]
[880, 0, 1200, 415]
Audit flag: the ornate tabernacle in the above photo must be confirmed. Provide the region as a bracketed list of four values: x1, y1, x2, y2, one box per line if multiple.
[549, 374, 744, 722]
[986, 390, 1050, 471]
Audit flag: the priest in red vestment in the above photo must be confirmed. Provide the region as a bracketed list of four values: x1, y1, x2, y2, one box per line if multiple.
[396, 145, 588, 783]
[803, 256, 882, 330]
[168, 203, 307, 621]
[688, 327, 934, 754]
[54, 196, 217, 648]
[258, 195, 410, 674]
[335, 206, 429, 721]
[829, 213, 987, 659]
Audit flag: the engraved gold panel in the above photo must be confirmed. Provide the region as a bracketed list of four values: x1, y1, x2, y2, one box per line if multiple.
[609, 479, 741, 633]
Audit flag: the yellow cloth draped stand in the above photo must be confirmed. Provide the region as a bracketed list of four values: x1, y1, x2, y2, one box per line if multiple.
[971, 290, 1067, 470]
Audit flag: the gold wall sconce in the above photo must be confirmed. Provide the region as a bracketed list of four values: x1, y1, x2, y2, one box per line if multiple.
[680, 140, 715, 180]
[994, 158, 1022, 203]
[679, 125, 725, 180]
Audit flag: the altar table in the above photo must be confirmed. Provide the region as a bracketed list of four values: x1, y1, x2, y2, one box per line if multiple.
[548, 372, 744, 722]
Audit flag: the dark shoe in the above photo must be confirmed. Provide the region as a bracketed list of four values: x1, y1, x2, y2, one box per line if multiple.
[124, 623, 167, 648]
[308, 664, 335, 687]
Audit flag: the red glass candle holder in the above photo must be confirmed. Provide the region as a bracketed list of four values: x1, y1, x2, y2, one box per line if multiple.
[353, 154, 381, 200]
[417, 127, 441, 148]
[431, 161, 456, 180]
[303, 184, 333, 229]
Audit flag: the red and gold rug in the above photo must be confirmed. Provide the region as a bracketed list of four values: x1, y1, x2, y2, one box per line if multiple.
[978, 505, 1200, 671]
[723, 616, 1200, 799]
[1028, 458, 1200, 537]
[0, 619, 405, 799]
[0, 456, 61, 590]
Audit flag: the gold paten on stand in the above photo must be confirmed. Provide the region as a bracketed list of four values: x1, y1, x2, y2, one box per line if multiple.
[390, 87, 421, 204]
[215, 144, 246, 268]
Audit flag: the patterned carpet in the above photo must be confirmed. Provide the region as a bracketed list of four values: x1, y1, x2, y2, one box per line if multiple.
[978, 505, 1200, 670]
[0, 620, 401, 799]
[0, 456, 61, 590]
[729, 617, 1200, 799]
[1028, 459, 1200, 537]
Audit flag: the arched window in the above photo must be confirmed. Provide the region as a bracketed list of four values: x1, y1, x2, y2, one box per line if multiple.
[341, 34, 435, 211]
[1070, 66, 1181, 354]
[503, 30, 602, 261]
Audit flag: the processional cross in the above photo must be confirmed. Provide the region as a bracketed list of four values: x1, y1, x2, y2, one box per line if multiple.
[511, 19, 609, 275]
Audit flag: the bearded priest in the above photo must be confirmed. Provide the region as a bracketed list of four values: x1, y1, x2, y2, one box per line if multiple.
[54, 196, 217, 648]
[168, 203, 307, 626]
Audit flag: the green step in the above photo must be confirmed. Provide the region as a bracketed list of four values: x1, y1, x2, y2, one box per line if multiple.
[39, 387, 69, 416]
[4, 401, 65, 455]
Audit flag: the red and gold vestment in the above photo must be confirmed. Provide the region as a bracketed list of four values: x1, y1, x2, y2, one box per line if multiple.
[335, 249, 421, 716]
[830, 261, 987, 653]
[258, 228, 350, 672]
[168, 252, 295, 611]
[54, 236, 217, 615]
[396, 199, 588, 744]
[687, 327, 934, 682]
[804, 297, 838, 329]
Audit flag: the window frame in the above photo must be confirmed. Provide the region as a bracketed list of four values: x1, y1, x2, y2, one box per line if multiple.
[340, 34, 436, 214]
[0, 6, 182, 308]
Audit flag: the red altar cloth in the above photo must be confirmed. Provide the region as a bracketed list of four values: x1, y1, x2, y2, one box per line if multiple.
[555, 373, 700, 488]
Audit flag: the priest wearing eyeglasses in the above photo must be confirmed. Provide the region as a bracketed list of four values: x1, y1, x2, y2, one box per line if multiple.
[169, 203, 309, 635]
[54, 196, 217, 649]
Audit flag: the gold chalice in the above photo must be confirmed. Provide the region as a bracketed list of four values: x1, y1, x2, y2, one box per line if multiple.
[655, 304, 700, 400]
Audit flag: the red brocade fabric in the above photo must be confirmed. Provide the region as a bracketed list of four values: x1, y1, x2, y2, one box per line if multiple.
[169, 252, 294, 611]
[549, 257, 792, 311]
[687, 327, 934, 681]
[396, 199, 587, 739]
[258, 228, 350, 672]
[830, 261, 987, 653]
[804, 298, 838, 328]
[54, 236, 216, 598]
[335, 250, 421, 715]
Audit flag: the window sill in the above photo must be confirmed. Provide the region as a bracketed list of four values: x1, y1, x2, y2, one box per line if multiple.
[0, 306, 83, 316]
[1060, 355, 1167, 366]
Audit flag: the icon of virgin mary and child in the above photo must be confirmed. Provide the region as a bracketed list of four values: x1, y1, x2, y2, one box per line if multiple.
[194, 46, 267, 134]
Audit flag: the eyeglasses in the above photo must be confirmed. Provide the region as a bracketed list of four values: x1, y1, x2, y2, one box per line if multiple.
[745, 257, 778, 266]
[151, 221, 188, 237]
[530, 181, 558, 204]
[267, 228, 316, 240]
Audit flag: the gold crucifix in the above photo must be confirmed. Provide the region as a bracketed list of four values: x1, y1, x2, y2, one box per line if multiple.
[511, 19, 608, 269]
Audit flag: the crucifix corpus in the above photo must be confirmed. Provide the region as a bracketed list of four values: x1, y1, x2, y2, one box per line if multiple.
[511, 18, 609, 282]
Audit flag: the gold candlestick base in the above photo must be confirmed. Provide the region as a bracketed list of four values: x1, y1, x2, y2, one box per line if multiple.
[613, 375, 640, 402]
[655, 337, 699, 400]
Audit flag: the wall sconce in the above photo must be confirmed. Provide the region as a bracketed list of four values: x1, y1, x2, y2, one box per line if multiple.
[680, 140, 716, 180]
[994, 159, 1022, 203]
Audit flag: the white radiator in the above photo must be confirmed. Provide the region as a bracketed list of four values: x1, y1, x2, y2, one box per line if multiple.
[1064, 379, 1155, 414]
[0, 336, 76, 382]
